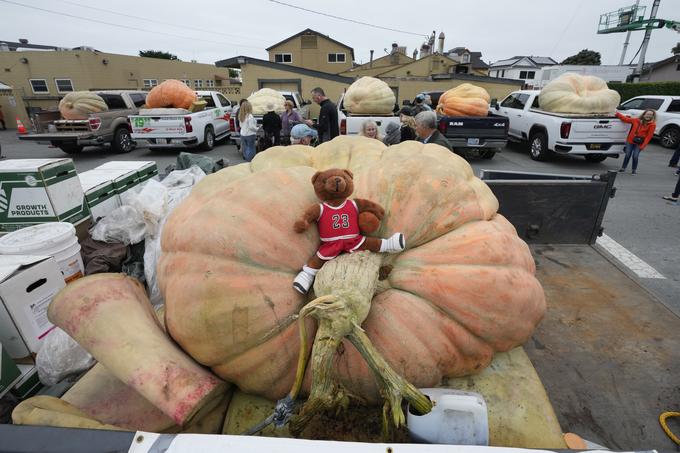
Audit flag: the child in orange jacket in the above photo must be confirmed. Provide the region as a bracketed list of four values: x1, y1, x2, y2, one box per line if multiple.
[616, 109, 656, 175]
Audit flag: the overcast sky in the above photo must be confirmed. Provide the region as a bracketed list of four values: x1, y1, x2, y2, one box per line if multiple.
[1, 0, 678, 67]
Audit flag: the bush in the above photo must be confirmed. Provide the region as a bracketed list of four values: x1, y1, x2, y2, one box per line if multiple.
[608, 82, 680, 101]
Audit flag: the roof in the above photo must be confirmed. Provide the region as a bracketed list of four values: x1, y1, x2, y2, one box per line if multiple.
[265, 28, 355, 61]
[644, 55, 678, 71]
[490, 56, 558, 68]
[0, 40, 59, 51]
[0, 81, 12, 90]
[214, 55, 354, 84]
[443, 48, 489, 69]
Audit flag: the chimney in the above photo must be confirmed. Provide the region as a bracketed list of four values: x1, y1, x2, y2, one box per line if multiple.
[413, 48, 418, 59]
[391, 43, 398, 54]
[438, 32, 445, 55]
[369, 49, 374, 68]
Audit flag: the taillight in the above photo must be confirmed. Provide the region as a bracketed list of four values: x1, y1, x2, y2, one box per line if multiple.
[560, 122, 572, 139]
[184, 116, 193, 133]
[340, 118, 346, 135]
[438, 119, 447, 133]
[88, 117, 101, 131]
[229, 117, 235, 131]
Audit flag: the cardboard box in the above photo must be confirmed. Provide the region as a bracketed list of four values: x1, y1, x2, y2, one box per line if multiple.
[11, 364, 43, 399]
[78, 170, 122, 222]
[0, 159, 90, 233]
[95, 161, 159, 183]
[0, 342, 21, 399]
[0, 255, 64, 359]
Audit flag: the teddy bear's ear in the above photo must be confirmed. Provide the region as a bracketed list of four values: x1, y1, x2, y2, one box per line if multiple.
[343, 169, 354, 179]
[311, 171, 322, 184]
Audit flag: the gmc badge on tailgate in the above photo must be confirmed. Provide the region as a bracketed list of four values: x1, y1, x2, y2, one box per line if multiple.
[594, 124, 612, 129]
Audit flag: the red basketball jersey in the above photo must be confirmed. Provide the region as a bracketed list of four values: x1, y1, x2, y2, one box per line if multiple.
[317, 200, 360, 241]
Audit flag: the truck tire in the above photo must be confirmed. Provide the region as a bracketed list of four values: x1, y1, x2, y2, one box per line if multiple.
[111, 127, 135, 153]
[660, 126, 680, 149]
[584, 154, 607, 163]
[529, 131, 551, 161]
[201, 126, 215, 151]
[58, 143, 83, 154]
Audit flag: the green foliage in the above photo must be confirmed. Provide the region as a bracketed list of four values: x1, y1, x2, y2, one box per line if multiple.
[561, 49, 601, 65]
[228, 68, 240, 78]
[608, 82, 680, 101]
[672, 43, 680, 56]
[139, 50, 179, 61]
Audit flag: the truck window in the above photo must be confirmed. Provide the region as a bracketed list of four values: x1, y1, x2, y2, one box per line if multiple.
[501, 94, 528, 110]
[500, 94, 519, 108]
[129, 93, 147, 108]
[621, 98, 645, 110]
[516, 94, 530, 109]
[531, 96, 540, 109]
[641, 98, 663, 110]
[216, 93, 230, 107]
[201, 95, 216, 108]
[98, 94, 127, 110]
[667, 100, 680, 113]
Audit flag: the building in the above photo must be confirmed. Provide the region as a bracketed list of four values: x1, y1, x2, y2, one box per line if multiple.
[535, 65, 636, 88]
[640, 56, 680, 82]
[444, 47, 490, 75]
[266, 28, 354, 74]
[489, 56, 559, 86]
[0, 43, 238, 128]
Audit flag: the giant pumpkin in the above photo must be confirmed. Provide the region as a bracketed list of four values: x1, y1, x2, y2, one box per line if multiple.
[158, 136, 546, 431]
[538, 73, 621, 114]
[145, 79, 197, 109]
[436, 83, 490, 117]
[248, 88, 286, 115]
[59, 92, 108, 120]
[343, 77, 396, 114]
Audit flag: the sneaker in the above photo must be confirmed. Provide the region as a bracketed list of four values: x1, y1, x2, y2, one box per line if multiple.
[662, 195, 678, 202]
[631, 171, 637, 175]
[618, 168, 625, 173]
[293, 270, 315, 294]
[381, 233, 406, 253]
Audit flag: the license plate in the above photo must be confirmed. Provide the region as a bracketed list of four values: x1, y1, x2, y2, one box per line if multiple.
[588, 144, 602, 150]
[467, 138, 480, 146]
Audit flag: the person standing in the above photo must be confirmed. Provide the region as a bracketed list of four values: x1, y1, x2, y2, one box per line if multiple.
[0, 105, 6, 130]
[616, 109, 656, 175]
[281, 100, 303, 145]
[238, 100, 258, 162]
[399, 107, 417, 142]
[359, 120, 383, 141]
[311, 87, 338, 143]
[383, 122, 401, 145]
[668, 141, 680, 174]
[262, 103, 282, 147]
[414, 111, 451, 150]
[662, 172, 680, 203]
[412, 94, 432, 115]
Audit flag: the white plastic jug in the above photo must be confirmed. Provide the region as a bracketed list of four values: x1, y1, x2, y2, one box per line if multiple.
[407, 388, 489, 445]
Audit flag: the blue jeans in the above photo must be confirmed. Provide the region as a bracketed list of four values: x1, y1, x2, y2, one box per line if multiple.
[241, 135, 256, 162]
[669, 145, 680, 167]
[621, 143, 641, 171]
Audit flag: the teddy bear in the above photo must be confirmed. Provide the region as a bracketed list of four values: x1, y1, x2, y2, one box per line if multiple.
[293, 168, 405, 294]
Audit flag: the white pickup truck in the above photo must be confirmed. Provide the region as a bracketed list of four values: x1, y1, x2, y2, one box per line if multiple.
[337, 92, 400, 137]
[129, 91, 233, 150]
[616, 95, 680, 149]
[492, 90, 629, 162]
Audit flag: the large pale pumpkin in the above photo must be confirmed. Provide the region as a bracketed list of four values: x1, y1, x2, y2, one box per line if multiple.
[436, 83, 490, 117]
[58, 92, 108, 120]
[538, 73, 621, 114]
[343, 77, 396, 114]
[248, 88, 286, 115]
[158, 136, 546, 403]
[146, 79, 197, 109]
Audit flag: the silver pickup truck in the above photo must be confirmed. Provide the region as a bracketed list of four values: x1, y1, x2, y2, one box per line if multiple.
[19, 90, 147, 154]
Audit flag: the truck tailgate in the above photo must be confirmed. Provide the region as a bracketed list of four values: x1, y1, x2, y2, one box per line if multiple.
[18, 132, 91, 142]
[568, 118, 628, 141]
[130, 115, 186, 137]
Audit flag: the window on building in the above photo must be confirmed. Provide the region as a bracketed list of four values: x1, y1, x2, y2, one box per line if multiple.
[328, 53, 346, 63]
[143, 79, 158, 89]
[274, 53, 292, 63]
[519, 71, 527, 79]
[54, 78, 74, 93]
[455, 65, 469, 74]
[29, 79, 49, 94]
[461, 53, 470, 64]
[194, 79, 203, 89]
[676, 63, 680, 71]
[180, 79, 191, 86]
[526, 71, 535, 79]
[205, 80, 215, 88]
[500, 70, 505, 77]
[129, 93, 147, 108]
[301, 35, 317, 49]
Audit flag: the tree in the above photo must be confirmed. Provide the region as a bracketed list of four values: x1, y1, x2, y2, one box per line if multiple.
[561, 49, 601, 65]
[139, 50, 179, 61]
[228, 68, 240, 78]
[672, 43, 680, 56]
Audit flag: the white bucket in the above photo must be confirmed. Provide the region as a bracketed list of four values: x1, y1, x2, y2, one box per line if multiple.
[0, 222, 84, 283]
[407, 388, 489, 445]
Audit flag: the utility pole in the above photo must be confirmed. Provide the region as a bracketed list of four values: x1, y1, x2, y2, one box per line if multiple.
[634, 0, 661, 82]
[619, 0, 640, 65]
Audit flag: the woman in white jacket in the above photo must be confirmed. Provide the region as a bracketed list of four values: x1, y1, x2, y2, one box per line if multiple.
[238, 101, 258, 161]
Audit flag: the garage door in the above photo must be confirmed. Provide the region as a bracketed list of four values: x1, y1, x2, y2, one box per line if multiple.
[259, 81, 301, 93]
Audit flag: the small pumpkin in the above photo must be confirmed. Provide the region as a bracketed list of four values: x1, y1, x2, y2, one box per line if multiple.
[436, 83, 490, 117]
[538, 73, 621, 114]
[58, 92, 108, 120]
[248, 88, 286, 115]
[146, 79, 197, 109]
[344, 76, 396, 114]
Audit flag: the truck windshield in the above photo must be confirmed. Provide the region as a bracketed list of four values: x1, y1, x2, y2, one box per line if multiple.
[98, 94, 126, 110]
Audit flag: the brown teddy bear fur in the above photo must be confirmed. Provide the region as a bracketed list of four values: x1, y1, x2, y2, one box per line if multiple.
[294, 168, 386, 270]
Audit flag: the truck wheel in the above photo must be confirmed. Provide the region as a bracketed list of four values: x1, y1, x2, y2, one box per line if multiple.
[112, 127, 135, 153]
[480, 149, 496, 159]
[201, 127, 215, 151]
[660, 126, 680, 149]
[529, 131, 551, 161]
[58, 144, 83, 154]
[584, 154, 607, 163]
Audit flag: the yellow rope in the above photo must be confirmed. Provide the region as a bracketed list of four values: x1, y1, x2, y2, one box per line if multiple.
[659, 411, 680, 445]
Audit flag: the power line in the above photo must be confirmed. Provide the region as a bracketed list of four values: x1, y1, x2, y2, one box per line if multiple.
[268, 0, 426, 38]
[0, 0, 263, 51]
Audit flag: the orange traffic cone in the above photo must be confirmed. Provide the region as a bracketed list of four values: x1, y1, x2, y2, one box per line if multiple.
[15, 117, 27, 134]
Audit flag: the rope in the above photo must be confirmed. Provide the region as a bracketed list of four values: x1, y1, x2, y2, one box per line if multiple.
[659, 411, 680, 445]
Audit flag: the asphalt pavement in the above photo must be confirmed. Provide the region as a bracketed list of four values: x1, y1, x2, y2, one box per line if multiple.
[0, 130, 678, 317]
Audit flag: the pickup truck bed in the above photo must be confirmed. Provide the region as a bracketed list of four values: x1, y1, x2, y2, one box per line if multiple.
[438, 114, 508, 159]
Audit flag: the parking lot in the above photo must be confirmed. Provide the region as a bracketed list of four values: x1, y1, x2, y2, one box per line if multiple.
[1, 130, 678, 316]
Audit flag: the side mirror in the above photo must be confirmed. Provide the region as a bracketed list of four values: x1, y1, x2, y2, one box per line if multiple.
[490, 98, 498, 109]
[617, 104, 626, 110]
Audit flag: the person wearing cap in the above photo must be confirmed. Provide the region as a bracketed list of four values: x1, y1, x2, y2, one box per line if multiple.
[412, 94, 432, 115]
[262, 102, 282, 146]
[399, 107, 417, 142]
[383, 122, 401, 146]
[291, 123, 318, 145]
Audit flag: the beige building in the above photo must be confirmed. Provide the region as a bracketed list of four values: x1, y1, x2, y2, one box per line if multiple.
[0, 45, 239, 128]
[640, 56, 680, 82]
[266, 28, 354, 74]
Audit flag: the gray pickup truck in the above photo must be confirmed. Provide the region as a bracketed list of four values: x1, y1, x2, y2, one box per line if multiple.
[19, 90, 147, 154]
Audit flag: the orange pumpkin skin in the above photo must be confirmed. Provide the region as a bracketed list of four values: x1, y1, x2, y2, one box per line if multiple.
[436, 83, 491, 117]
[145, 79, 196, 109]
[158, 137, 545, 402]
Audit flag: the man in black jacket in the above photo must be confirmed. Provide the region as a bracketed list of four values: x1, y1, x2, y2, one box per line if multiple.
[311, 87, 338, 144]
[414, 111, 451, 151]
[262, 103, 282, 146]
